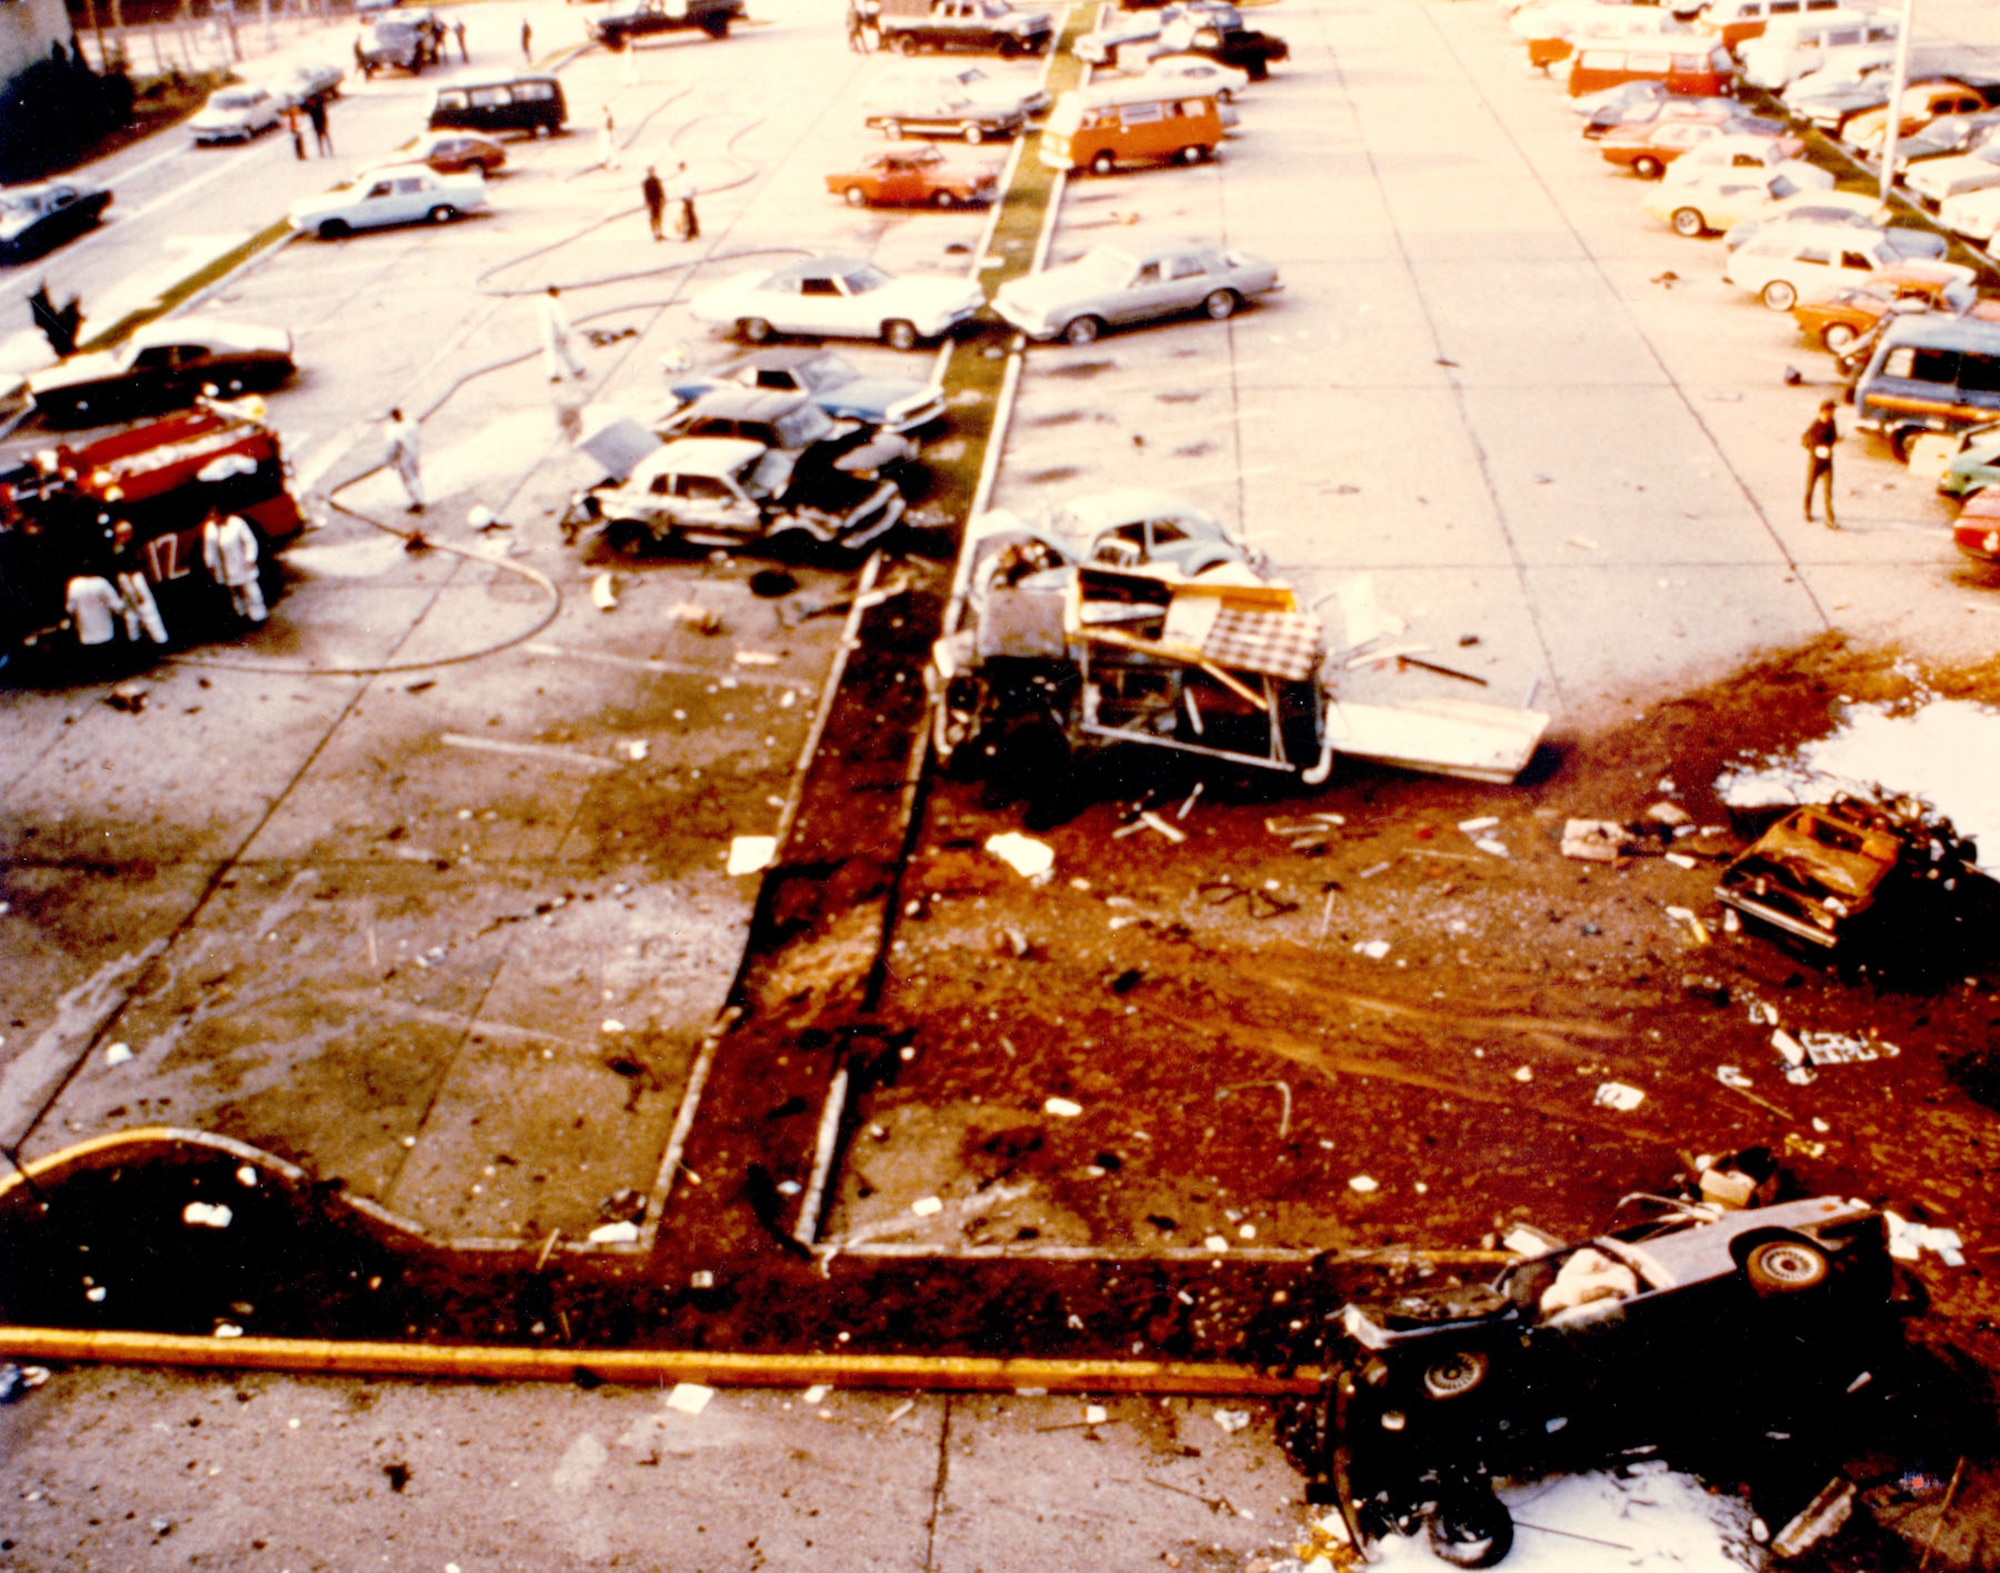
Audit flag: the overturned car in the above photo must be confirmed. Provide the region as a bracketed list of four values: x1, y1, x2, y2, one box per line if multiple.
[928, 500, 1550, 786]
[1316, 1195, 1895, 1566]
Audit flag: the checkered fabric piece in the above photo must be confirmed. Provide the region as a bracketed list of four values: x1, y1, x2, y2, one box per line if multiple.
[1200, 609, 1322, 682]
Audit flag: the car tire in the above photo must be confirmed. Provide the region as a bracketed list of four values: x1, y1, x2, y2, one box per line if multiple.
[428, 205, 456, 224]
[703, 15, 729, 36]
[1427, 1491, 1514, 1570]
[1203, 288, 1239, 321]
[739, 317, 774, 344]
[534, 123, 554, 139]
[1822, 322, 1858, 353]
[883, 319, 920, 351]
[318, 219, 351, 240]
[963, 123, 984, 144]
[1761, 279, 1798, 312]
[1671, 207, 1706, 238]
[1745, 1238, 1831, 1294]
[1421, 1349, 1489, 1401]
[1091, 150, 1116, 175]
[933, 188, 957, 208]
[1217, 86, 1233, 103]
[1063, 315, 1104, 347]
[1633, 155, 1663, 179]
[1182, 143, 1207, 164]
[845, 185, 869, 207]
[893, 33, 918, 54]
[1891, 426, 1928, 463]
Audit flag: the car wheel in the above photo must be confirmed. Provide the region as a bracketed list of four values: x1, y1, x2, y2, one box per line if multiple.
[1217, 86, 1233, 103]
[1203, 288, 1239, 321]
[318, 218, 351, 240]
[1182, 143, 1207, 164]
[1745, 1238, 1831, 1294]
[1091, 150, 1115, 175]
[1822, 322, 1858, 353]
[1633, 155, 1663, 179]
[703, 15, 729, 36]
[1428, 1491, 1514, 1570]
[933, 188, 957, 208]
[883, 319, 920, 351]
[1062, 315, 1104, 347]
[1761, 279, 1798, 312]
[893, 33, 918, 53]
[845, 185, 869, 207]
[881, 119, 902, 141]
[739, 317, 774, 344]
[998, 36, 1019, 57]
[428, 205, 456, 224]
[1891, 426, 1928, 463]
[1422, 1350, 1489, 1401]
[964, 123, 984, 144]
[1671, 207, 1706, 238]
[534, 123, 553, 139]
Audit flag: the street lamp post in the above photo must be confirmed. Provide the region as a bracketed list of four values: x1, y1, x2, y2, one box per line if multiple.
[1877, 0, 1918, 211]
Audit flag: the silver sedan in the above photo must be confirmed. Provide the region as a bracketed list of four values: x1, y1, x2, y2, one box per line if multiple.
[992, 235, 1280, 345]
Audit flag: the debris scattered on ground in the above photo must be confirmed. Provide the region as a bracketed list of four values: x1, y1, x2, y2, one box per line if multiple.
[1594, 1082, 1646, 1112]
[986, 832, 1054, 881]
[1044, 1097, 1083, 1118]
[733, 649, 781, 666]
[1212, 1409, 1250, 1434]
[105, 681, 148, 713]
[726, 835, 778, 876]
[1353, 940, 1391, 960]
[624, 740, 649, 761]
[1562, 819, 1632, 862]
[103, 1042, 133, 1065]
[803, 1385, 828, 1404]
[1084, 1404, 1108, 1425]
[1801, 1032, 1899, 1065]
[666, 1382, 714, 1415]
[1348, 1175, 1378, 1194]
[0, 1363, 50, 1404]
[911, 1196, 943, 1216]
[587, 1221, 641, 1244]
[182, 1202, 232, 1229]
[1885, 1211, 1964, 1267]
[590, 571, 618, 611]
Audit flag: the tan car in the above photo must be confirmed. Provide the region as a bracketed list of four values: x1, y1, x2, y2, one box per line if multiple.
[1789, 263, 1995, 352]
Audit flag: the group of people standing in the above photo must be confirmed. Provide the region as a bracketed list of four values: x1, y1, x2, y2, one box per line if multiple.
[283, 95, 335, 162]
[63, 508, 268, 664]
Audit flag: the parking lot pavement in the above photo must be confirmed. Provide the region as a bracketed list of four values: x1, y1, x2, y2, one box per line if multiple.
[0, 1366, 1300, 1572]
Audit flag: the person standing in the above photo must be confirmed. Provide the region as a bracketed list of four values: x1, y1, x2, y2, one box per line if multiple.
[109, 520, 169, 646]
[672, 160, 699, 241]
[307, 94, 332, 155]
[1803, 398, 1840, 529]
[845, 3, 869, 51]
[537, 286, 586, 382]
[641, 165, 666, 242]
[285, 104, 306, 160]
[453, 17, 468, 60]
[597, 105, 619, 170]
[203, 509, 268, 623]
[520, 17, 533, 60]
[65, 573, 124, 653]
[384, 408, 425, 513]
[619, 35, 638, 83]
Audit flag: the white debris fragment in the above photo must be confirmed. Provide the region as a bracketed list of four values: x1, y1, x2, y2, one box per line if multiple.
[726, 835, 778, 876]
[666, 1382, 714, 1415]
[1212, 1409, 1251, 1434]
[1085, 1404, 1108, 1425]
[1138, 810, 1186, 844]
[803, 1385, 828, 1405]
[1347, 1175, 1379, 1194]
[213, 1323, 244, 1339]
[1772, 1030, 1806, 1067]
[1044, 1096, 1083, 1118]
[601, 1019, 626, 1035]
[1664, 852, 1697, 869]
[985, 831, 1055, 880]
[183, 1202, 233, 1229]
[1474, 838, 1509, 857]
[910, 1196, 944, 1216]
[1457, 816, 1499, 833]
[1802, 1032, 1898, 1065]
[1204, 1235, 1230, 1252]
[103, 1042, 133, 1065]
[587, 1221, 641, 1243]
[625, 740, 649, 762]
[734, 650, 781, 666]
[235, 1165, 258, 1188]
[1594, 1082, 1645, 1111]
[1353, 939, 1391, 960]
[590, 571, 618, 611]
[1716, 1066, 1753, 1089]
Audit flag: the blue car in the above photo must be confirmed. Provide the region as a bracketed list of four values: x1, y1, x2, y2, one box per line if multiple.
[1938, 420, 2000, 498]
[668, 349, 945, 436]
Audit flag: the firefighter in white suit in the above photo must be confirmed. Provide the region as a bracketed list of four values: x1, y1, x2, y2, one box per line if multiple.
[203, 509, 267, 624]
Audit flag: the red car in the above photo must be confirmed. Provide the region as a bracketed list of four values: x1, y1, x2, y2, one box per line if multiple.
[1955, 488, 2000, 563]
[397, 130, 507, 176]
[1598, 117, 1731, 178]
[823, 142, 1000, 208]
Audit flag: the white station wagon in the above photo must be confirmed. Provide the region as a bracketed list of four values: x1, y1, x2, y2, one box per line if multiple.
[1723, 220, 1972, 310]
[288, 165, 488, 239]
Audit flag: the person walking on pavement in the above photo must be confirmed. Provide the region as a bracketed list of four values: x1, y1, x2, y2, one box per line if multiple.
[307, 94, 332, 155]
[453, 18, 467, 60]
[109, 519, 169, 646]
[597, 105, 619, 170]
[285, 104, 306, 160]
[520, 17, 533, 60]
[1803, 398, 1840, 529]
[383, 408, 426, 513]
[672, 160, 699, 241]
[641, 165, 666, 242]
[538, 286, 586, 382]
[202, 509, 268, 624]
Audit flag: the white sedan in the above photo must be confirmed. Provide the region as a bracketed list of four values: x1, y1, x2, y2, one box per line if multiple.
[288, 166, 487, 239]
[1136, 54, 1250, 99]
[1724, 220, 1973, 311]
[1907, 144, 2000, 208]
[1940, 185, 2000, 242]
[1640, 161, 1831, 237]
[688, 256, 986, 351]
[189, 86, 281, 145]
[992, 235, 1280, 344]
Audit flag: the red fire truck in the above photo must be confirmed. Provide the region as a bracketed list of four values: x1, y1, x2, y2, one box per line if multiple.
[0, 401, 305, 661]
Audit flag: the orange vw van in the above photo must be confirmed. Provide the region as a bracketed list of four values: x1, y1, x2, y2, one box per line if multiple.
[1039, 81, 1224, 174]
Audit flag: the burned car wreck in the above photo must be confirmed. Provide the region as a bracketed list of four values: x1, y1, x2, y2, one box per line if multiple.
[928, 501, 1550, 787]
[1312, 1194, 1897, 1567]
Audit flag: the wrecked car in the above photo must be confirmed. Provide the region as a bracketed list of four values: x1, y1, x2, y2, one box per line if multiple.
[928, 506, 1549, 786]
[571, 433, 905, 559]
[1317, 1195, 1893, 1567]
[1715, 795, 1980, 950]
[667, 348, 947, 437]
[657, 385, 920, 495]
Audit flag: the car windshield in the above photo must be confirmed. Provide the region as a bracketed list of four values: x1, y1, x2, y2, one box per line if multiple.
[1071, 248, 1140, 285]
[213, 91, 260, 109]
[772, 405, 835, 447]
[836, 263, 891, 294]
[0, 193, 41, 217]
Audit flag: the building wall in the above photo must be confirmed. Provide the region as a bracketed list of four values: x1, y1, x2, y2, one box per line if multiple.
[1, 0, 76, 89]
